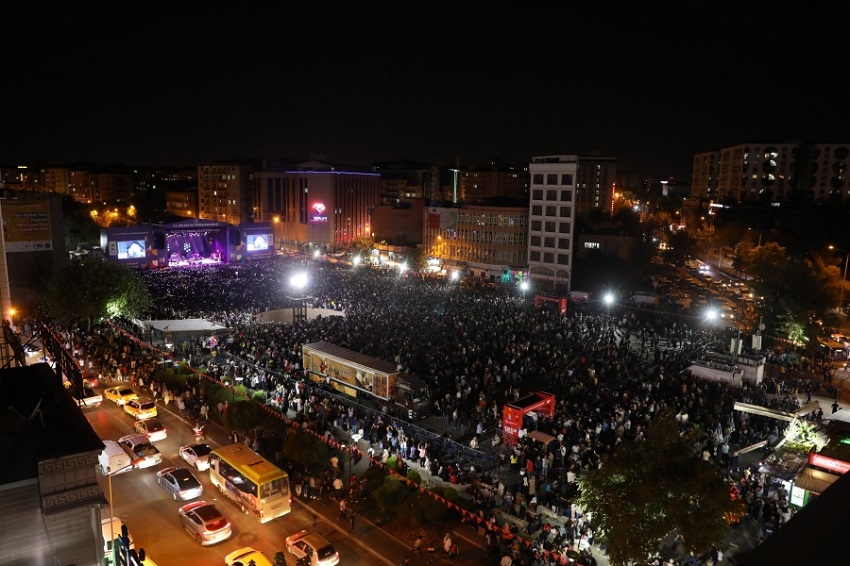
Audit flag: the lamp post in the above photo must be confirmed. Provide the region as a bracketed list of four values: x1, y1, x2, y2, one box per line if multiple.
[289, 271, 309, 324]
[449, 168, 460, 204]
[340, 442, 351, 491]
[829, 245, 850, 313]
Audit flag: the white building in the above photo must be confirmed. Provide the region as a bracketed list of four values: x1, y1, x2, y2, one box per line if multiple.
[528, 155, 578, 292]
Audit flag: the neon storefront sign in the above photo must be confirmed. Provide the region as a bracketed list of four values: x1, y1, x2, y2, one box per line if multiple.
[808, 452, 850, 475]
[310, 202, 328, 223]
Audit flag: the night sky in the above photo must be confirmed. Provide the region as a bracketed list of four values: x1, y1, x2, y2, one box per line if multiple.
[4, 2, 848, 179]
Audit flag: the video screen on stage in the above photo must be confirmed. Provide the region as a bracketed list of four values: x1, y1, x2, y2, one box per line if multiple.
[117, 240, 146, 259]
[246, 233, 272, 251]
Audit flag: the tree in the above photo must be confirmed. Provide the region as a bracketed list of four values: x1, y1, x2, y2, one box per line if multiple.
[576, 411, 741, 565]
[45, 258, 152, 328]
[224, 399, 259, 431]
[353, 235, 374, 254]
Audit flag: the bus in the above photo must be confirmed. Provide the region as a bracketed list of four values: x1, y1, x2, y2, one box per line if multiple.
[209, 444, 291, 523]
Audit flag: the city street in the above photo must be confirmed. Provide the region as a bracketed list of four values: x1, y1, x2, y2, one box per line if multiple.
[85, 394, 371, 566]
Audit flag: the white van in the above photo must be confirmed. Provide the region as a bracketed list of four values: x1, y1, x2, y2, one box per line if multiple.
[99, 440, 133, 476]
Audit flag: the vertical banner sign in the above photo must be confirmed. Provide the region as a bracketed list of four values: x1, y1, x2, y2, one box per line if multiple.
[2, 200, 52, 252]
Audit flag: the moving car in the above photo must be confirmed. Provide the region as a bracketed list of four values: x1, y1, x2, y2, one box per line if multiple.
[134, 418, 167, 442]
[105, 386, 138, 406]
[118, 434, 162, 469]
[124, 396, 157, 420]
[225, 547, 273, 566]
[68, 385, 103, 409]
[179, 443, 212, 471]
[178, 501, 232, 546]
[285, 531, 340, 566]
[156, 466, 204, 501]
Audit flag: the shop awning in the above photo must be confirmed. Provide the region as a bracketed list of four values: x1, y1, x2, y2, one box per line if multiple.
[734, 401, 818, 422]
[795, 466, 840, 494]
[528, 430, 556, 445]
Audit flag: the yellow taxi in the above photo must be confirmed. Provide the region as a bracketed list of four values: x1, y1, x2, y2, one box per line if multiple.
[123, 396, 157, 420]
[225, 547, 273, 566]
[104, 386, 138, 406]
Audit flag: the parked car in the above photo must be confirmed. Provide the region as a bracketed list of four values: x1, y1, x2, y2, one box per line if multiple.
[134, 418, 167, 442]
[178, 501, 232, 546]
[225, 547, 273, 566]
[285, 531, 340, 566]
[124, 396, 157, 420]
[179, 443, 212, 471]
[105, 386, 138, 406]
[156, 466, 203, 501]
[118, 434, 162, 469]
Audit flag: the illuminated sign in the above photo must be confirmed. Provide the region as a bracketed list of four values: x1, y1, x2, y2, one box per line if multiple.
[808, 453, 850, 475]
[310, 202, 328, 223]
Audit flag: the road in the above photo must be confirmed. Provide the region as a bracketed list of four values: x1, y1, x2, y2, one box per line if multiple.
[85, 392, 371, 566]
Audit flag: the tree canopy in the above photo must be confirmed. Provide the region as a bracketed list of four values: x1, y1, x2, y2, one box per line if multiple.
[45, 258, 152, 326]
[576, 411, 741, 565]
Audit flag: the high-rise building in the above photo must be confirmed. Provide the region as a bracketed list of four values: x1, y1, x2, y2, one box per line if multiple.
[252, 161, 380, 251]
[371, 161, 436, 203]
[692, 143, 850, 202]
[528, 155, 578, 292]
[575, 156, 617, 213]
[197, 163, 253, 225]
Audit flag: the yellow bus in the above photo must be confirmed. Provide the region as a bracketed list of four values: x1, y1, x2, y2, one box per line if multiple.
[209, 444, 291, 523]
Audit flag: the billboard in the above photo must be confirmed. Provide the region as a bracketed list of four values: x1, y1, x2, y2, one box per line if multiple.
[2, 200, 52, 252]
[426, 207, 458, 231]
[246, 233, 272, 251]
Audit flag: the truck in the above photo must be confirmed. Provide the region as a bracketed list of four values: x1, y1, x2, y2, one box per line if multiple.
[302, 341, 430, 419]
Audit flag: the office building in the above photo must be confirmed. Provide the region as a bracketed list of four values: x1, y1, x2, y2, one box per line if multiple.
[197, 163, 253, 226]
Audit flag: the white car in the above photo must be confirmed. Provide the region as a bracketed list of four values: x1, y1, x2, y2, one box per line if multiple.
[134, 418, 167, 442]
[119, 434, 162, 469]
[179, 443, 212, 471]
[285, 531, 340, 566]
[178, 501, 232, 546]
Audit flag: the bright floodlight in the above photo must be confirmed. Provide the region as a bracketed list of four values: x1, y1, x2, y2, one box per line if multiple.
[399, 263, 408, 273]
[290, 271, 308, 290]
[313, 249, 321, 258]
[603, 293, 614, 305]
[450, 271, 460, 281]
[705, 308, 718, 320]
[352, 255, 361, 266]
[520, 281, 529, 291]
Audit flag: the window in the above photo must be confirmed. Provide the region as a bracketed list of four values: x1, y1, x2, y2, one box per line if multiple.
[533, 174, 544, 184]
[544, 237, 555, 247]
[561, 174, 573, 185]
[557, 254, 570, 265]
[558, 238, 570, 249]
[531, 205, 543, 216]
[545, 205, 557, 216]
[543, 252, 554, 263]
[560, 190, 572, 201]
[531, 235, 541, 246]
[559, 222, 571, 234]
[545, 221, 556, 232]
[547, 174, 558, 185]
[546, 190, 558, 200]
[530, 250, 540, 261]
[532, 189, 543, 200]
[531, 220, 542, 231]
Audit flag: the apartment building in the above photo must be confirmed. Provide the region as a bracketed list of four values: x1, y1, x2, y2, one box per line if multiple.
[197, 163, 253, 226]
[528, 155, 578, 292]
[575, 156, 617, 213]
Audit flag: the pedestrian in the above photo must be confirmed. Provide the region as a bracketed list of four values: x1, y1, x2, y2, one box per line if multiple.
[401, 557, 410, 566]
[443, 533, 452, 555]
[413, 534, 424, 556]
[348, 511, 356, 534]
[333, 476, 344, 500]
[230, 430, 238, 444]
[312, 514, 319, 527]
[833, 401, 840, 414]
[339, 498, 347, 520]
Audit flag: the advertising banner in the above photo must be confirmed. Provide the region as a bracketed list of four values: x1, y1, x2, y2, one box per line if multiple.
[3, 200, 52, 252]
[303, 349, 390, 399]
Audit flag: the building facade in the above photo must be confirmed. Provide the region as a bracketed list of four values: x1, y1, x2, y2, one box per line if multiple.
[371, 199, 425, 246]
[692, 143, 850, 202]
[198, 163, 253, 226]
[459, 162, 529, 202]
[424, 198, 528, 282]
[252, 161, 380, 251]
[575, 156, 617, 213]
[528, 155, 578, 292]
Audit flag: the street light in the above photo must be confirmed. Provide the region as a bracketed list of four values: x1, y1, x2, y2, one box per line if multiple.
[288, 271, 309, 324]
[520, 281, 529, 292]
[829, 245, 850, 312]
[603, 293, 614, 306]
[340, 442, 351, 491]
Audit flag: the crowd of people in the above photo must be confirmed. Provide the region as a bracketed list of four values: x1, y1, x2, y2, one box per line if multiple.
[44, 256, 830, 565]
